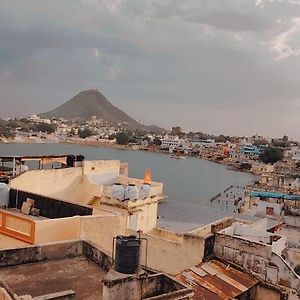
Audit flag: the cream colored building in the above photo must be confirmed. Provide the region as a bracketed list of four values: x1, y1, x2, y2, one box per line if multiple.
[6, 159, 209, 274]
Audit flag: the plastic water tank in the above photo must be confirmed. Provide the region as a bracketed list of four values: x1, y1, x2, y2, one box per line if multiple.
[76, 154, 85, 162]
[124, 184, 139, 201]
[66, 155, 76, 167]
[111, 183, 125, 201]
[139, 183, 151, 199]
[0, 183, 9, 208]
[115, 235, 140, 274]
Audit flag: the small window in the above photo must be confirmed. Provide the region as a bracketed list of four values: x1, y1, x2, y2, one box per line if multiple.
[266, 207, 274, 215]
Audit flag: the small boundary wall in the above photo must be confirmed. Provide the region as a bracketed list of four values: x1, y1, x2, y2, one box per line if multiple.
[214, 233, 300, 295]
[0, 209, 35, 244]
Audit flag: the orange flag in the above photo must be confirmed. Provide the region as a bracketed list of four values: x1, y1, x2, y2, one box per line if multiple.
[144, 168, 152, 184]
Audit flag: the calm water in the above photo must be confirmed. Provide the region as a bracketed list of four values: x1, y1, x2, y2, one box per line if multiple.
[0, 143, 256, 228]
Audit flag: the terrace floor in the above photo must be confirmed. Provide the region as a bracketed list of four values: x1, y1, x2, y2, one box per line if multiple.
[0, 256, 105, 299]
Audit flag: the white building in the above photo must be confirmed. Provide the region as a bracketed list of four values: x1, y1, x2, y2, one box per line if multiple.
[290, 147, 300, 161]
[160, 135, 181, 149]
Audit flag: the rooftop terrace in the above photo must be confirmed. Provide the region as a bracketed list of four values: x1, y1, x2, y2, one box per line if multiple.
[0, 257, 105, 299]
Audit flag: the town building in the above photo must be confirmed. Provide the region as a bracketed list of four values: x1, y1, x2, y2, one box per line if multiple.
[240, 145, 264, 157]
[0, 157, 298, 299]
[171, 126, 182, 136]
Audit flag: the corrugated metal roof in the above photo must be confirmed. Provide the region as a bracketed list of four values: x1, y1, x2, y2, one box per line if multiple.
[176, 260, 258, 300]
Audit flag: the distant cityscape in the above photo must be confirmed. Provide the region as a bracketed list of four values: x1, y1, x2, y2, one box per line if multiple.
[1, 113, 299, 176]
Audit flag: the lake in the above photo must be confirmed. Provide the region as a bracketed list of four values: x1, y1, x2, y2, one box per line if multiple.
[0, 143, 257, 230]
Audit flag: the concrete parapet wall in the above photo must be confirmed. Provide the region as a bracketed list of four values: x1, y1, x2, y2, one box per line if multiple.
[0, 280, 19, 300]
[102, 271, 193, 300]
[126, 229, 205, 275]
[80, 214, 127, 254]
[35, 217, 81, 244]
[214, 233, 300, 295]
[32, 290, 75, 300]
[82, 240, 112, 272]
[285, 248, 300, 270]
[284, 216, 300, 228]
[10, 168, 82, 202]
[0, 240, 82, 268]
[150, 228, 183, 243]
[83, 160, 120, 175]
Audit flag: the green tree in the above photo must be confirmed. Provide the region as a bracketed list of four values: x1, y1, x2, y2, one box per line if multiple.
[0, 121, 15, 138]
[108, 134, 116, 140]
[153, 137, 162, 146]
[254, 139, 269, 146]
[31, 123, 57, 133]
[143, 136, 151, 143]
[70, 128, 76, 135]
[272, 139, 287, 148]
[116, 132, 130, 145]
[129, 136, 139, 144]
[294, 265, 300, 276]
[78, 127, 94, 139]
[259, 147, 283, 164]
[215, 135, 231, 143]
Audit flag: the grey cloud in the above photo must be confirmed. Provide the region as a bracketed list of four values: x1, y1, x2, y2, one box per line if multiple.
[0, 0, 299, 140]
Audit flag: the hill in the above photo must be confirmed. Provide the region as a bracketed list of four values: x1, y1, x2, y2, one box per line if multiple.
[40, 89, 163, 132]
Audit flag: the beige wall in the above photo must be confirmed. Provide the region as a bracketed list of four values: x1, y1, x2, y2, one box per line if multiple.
[80, 214, 127, 254]
[214, 233, 300, 294]
[127, 228, 205, 275]
[0, 233, 29, 249]
[79, 211, 205, 275]
[11, 168, 83, 202]
[285, 248, 300, 270]
[83, 160, 120, 175]
[134, 202, 157, 233]
[72, 175, 102, 204]
[35, 217, 81, 244]
[251, 285, 280, 300]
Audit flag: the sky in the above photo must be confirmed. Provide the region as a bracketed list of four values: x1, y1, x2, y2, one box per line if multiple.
[0, 0, 300, 140]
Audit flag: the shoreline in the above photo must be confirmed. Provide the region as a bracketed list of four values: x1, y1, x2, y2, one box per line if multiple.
[1, 138, 257, 175]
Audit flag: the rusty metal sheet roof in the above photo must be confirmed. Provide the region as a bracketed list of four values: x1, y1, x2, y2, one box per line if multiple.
[176, 260, 258, 300]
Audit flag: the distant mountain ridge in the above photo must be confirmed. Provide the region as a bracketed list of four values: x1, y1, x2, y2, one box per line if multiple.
[40, 89, 163, 132]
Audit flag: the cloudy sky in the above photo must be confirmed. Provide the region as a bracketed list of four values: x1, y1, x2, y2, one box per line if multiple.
[0, 0, 300, 139]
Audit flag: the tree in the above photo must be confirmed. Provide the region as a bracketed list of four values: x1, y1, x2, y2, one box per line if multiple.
[0, 121, 15, 138]
[294, 265, 300, 276]
[116, 132, 130, 145]
[70, 128, 76, 135]
[78, 127, 93, 139]
[254, 139, 269, 146]
[143, 136, 151, 143]
[215, 135, 231, 143]
[31, 123, 57, 133]
[129, 136, 139, 144]
[272, 139, 287, 148]
[153, 138, 162, 146]
[108, 134, 116, 140]
[259, 147, 283, 164]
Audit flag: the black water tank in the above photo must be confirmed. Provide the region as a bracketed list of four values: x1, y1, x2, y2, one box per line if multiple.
[66, 155, 76, 167]
[76, 154, 85, 162]
[115, 235, 140, 274]
[0, 177, 9, 184]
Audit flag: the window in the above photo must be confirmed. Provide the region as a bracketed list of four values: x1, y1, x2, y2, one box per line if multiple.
[266, 207, 274, 215]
